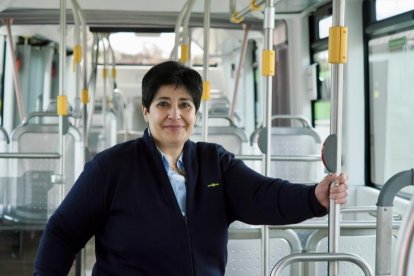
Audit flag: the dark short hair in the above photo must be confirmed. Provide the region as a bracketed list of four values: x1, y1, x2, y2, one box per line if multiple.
[141, 61, 202, 112]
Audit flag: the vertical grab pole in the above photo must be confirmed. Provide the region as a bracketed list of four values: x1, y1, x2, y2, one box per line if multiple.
[201, 0, 211, 142]
[70, 0, 90, 160]
[262, 0, 275, 275]
[101, 34, 108, 150]
[4, 19, 25, 122]
[57, 0, 68, 203]
[327, 0, 347, 275]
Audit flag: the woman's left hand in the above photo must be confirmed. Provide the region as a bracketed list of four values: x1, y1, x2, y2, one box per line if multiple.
[315, 173, 348, 209]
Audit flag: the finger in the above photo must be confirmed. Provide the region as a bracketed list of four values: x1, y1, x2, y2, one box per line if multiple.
[330, 183, 348, 194]
[330, 189, 348, 204]
[333, 176, 348, 187]
[334, 197, 347, 205]
[338, 173, 349, 182]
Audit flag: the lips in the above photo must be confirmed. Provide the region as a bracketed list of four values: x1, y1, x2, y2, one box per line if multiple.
[163, 125, 185, 129]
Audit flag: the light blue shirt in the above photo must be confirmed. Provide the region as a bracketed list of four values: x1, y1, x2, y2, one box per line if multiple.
[159, 151, 187, 216]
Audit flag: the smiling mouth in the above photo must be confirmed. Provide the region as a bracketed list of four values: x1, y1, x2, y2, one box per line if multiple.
[164, 125, 185, 129]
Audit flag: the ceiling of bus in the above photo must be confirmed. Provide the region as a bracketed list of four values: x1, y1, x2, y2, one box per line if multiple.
[0, 0, 329, 46]
[0, 0, 330, 23]
[1, 0, 330, 12]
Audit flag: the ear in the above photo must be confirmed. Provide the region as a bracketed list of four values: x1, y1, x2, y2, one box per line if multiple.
[142, 106, 149, 123]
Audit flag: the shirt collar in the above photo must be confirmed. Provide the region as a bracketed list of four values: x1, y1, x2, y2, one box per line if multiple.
[158, 149, 184, 172]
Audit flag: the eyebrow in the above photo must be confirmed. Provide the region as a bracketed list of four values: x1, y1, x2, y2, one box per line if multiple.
[154, 96, 193, 102]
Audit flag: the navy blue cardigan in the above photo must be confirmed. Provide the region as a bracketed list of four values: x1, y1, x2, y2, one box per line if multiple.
[34, 129, 327, 275]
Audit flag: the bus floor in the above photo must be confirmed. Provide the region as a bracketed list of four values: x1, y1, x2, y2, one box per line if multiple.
[0, 229, 79, 276]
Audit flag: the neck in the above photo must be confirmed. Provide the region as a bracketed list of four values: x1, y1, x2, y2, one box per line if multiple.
[156, 142, 184, 167]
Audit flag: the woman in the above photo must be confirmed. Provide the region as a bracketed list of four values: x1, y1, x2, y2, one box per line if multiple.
[34, 61, 347, 275]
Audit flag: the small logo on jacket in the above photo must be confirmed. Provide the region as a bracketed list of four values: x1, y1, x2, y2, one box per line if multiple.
[207, 182, 220, 188]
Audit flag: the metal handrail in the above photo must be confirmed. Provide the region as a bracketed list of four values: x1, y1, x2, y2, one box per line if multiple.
[262, 1, 275, 274]
[394, 196, 414, 276]
[236, 154, 321, 162]
[21, 111, 60, 124]
[270, 115, 313, 128]
[270, 252, 373, 276]
[249, 114, 319, 146]
[376, 169, 414, 276]
[268, 221, 401, 230]
[0, 127, 10, 144]
[227, 221, 401, 233]
[0, 152, 61, 159]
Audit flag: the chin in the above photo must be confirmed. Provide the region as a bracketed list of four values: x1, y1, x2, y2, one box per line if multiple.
[166, 135, 188, 144]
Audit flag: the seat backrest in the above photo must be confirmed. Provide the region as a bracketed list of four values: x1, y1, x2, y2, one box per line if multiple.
[306, 229, 381, 276]
[191, 116, 248, 154]
[226, 226, 301, 276]
[254, 115, 323, 184]
[87, 111, 117, 157]
[4, 116, 83, 224]
[117, 130, 143, 143]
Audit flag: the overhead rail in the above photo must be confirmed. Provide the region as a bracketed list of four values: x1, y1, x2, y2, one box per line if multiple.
[171, 0, 196, 62]
[229, 0, 264, 24]
[171, 1, 188, 60]
[180, 0, 196, 64]
[0, 9, 264, 30]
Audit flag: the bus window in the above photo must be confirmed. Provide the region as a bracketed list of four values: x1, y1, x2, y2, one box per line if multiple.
[312, 50, 330, 141]
[318, 15, 332, 39]
[106, 31, 211, 66]
[308, 4, 332, 141]
[368, 28, 414, 195]
[376, 0, 414, 20]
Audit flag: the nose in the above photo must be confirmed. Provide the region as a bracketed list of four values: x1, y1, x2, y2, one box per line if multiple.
[168, 105, 181, 119]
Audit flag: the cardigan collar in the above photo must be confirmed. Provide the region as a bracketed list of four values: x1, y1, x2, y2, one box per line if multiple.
[141, 128, 198, 216]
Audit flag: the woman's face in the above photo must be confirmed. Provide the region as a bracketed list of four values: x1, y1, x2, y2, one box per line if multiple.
[142, 84, 197, 151]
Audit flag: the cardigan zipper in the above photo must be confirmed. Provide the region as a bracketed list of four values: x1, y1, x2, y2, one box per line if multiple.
[183, 215, 196, 276]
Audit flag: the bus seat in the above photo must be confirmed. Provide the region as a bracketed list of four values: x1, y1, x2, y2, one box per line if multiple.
[3, 113, 83, 224]
[191, 115, 248, 154]
[85, 109, 117, 157]
[117, 130, 143, 143]
[305, 228, 386, 276]
[226, 226, 301, 276]
[114, 94, 145, 143]
[252, 115, 323, 184]
[208, 96, 230, 116]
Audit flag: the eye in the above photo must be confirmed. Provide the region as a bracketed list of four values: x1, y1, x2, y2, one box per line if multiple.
[156, 101, 170, 108]
[180, 101, 193, 109]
